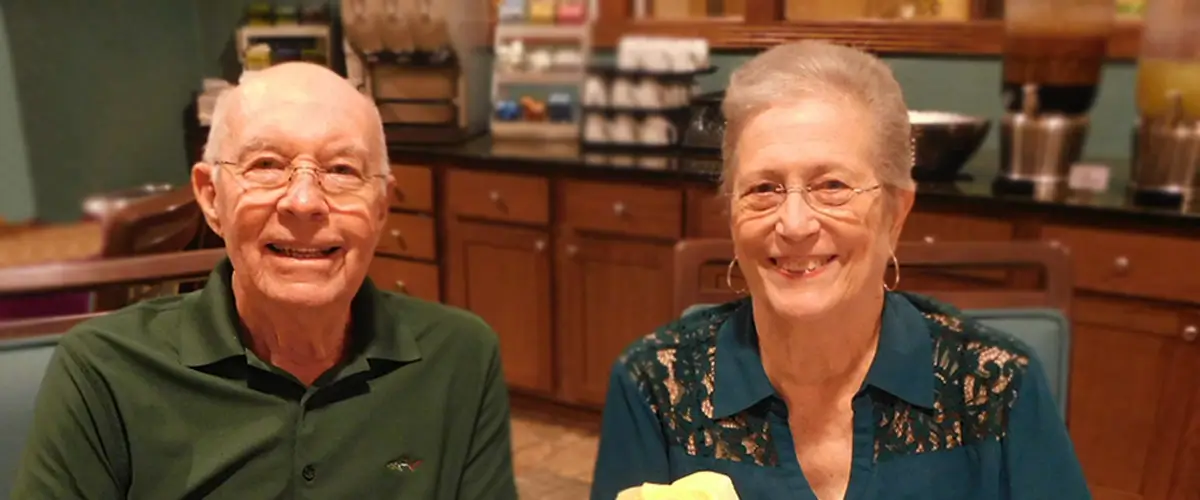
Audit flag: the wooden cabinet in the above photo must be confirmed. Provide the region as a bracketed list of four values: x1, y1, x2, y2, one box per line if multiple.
[1066, 295, 1200, 500]
[555, 231, 678, 407]
[368, 258, 440, 302]
[369, 164, 441, 302]
[445, 220, 555, 395]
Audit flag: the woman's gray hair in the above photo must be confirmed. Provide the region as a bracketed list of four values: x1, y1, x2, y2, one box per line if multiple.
[720, 41, 915, 196]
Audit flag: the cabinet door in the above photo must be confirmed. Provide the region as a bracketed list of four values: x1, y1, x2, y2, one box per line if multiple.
[1067, 296, 1200, 500]
[368, 257, 441, 302]
[556, 231, 677, 407]
[446, 220, 554, 395]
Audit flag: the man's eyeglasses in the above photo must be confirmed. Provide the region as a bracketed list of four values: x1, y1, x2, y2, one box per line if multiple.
[737, 180, 881, 213]
[215, 159, 386, 195]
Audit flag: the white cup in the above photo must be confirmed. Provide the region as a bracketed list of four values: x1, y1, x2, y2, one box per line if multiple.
[583, 76, 608, 106]
[610, 78, 636, 107]
[584, 114, 608, 143]
[608, 114, 638, 143]
[632, 80, 664, 109]
[640, 115, 677, 146]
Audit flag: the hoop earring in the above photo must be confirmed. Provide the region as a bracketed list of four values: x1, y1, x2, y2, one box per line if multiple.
[726, 259, 747, 295]
[885, 251, 901, 292]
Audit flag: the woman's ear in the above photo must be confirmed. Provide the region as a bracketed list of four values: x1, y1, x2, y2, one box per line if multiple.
[191, 163, 223, 237]
[888, 188, 916, 248]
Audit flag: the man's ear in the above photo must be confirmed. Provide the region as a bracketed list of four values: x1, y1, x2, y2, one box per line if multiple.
[378, 171, 395, 224]
[191, 162, 223, 237]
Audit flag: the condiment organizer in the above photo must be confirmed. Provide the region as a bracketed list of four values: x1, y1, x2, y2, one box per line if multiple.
[490, 22, 592, 140]
[580, 36, 713, 152]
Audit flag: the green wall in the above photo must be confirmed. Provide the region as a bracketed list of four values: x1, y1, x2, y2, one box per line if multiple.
[1, 0, 203, 223]
[0, 5, 1142, 222]
[0, 4, 35, 222]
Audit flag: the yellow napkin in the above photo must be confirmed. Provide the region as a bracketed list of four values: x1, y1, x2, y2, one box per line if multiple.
[615, 471, 740, 500]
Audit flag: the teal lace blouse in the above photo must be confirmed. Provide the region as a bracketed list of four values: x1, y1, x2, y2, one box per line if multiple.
[590, 291, 1090, 500]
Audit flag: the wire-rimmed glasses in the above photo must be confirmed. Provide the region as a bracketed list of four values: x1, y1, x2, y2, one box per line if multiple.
[215, 159, 386, 195]
[736, 180, 882, 213]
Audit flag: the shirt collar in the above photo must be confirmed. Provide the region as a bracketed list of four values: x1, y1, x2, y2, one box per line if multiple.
[179, 257, 422, 369]
[712, 292, 935, 419]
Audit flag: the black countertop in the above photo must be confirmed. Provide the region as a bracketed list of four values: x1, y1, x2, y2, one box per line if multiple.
[388, 135, 1200, 230]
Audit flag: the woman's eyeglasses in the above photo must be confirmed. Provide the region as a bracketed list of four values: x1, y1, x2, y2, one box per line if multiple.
[215, 158, 386, 195]
[737, 180, 881, 212]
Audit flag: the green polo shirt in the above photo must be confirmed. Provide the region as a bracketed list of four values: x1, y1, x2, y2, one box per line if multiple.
[12, 259, 518, 500]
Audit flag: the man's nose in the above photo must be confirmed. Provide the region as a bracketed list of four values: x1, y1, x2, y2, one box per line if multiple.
[775, 191, 819, 240]
[277, 168, 330, 219]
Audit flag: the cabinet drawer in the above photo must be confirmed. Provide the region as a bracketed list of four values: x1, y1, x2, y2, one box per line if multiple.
[368, 258, 441, 302]
[560, 180, 682, 238]
[903, 211, 1014, 243]
[685, 188, 731, 238]
[376, 213, 436, 260]
[446, 169, 549, 224]
[388, 164, 433, 212]
[1042, 224, 1200, 303]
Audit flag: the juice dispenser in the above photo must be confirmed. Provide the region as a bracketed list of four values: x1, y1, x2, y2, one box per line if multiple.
[1129, 0, 1200, 207]
[996, 0, 1114, 199]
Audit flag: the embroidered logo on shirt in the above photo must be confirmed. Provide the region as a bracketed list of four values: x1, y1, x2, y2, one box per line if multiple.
[386, 456, 423, 473]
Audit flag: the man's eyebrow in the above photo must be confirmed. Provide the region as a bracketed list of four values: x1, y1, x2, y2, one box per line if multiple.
[324, 144, 370, 159]
[235, 138, 278, 157]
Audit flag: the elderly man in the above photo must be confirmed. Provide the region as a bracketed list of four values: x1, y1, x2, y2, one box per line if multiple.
[12, 63, 518, 499]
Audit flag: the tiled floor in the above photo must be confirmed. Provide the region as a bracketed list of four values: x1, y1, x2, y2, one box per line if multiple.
[512, 412, 599, 499]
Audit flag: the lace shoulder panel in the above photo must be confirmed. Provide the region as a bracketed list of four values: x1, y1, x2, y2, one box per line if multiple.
[876, 295, 1036, 461]
[616, 300, 778, 467]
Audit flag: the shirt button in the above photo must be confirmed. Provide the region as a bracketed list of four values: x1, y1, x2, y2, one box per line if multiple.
[302, 464, 316, 482]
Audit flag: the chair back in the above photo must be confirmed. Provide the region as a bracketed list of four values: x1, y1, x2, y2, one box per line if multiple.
[673, 239, 1075, 418]
[0, 248, 226, 340]
[0, 334, 61, 496]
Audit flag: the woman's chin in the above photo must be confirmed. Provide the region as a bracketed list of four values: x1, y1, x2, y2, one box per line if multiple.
[758, 286, 841, 320]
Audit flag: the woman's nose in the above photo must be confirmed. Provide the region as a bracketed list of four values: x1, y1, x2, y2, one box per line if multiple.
[775, 192, 819, 239]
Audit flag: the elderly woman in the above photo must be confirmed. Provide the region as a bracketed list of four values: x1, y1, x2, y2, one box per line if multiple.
[589, 41, 1088, 500]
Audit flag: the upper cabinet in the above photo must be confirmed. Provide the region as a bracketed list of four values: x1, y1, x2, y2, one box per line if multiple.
[636, 0, 745, 19]
[492, 0, 1145, 58]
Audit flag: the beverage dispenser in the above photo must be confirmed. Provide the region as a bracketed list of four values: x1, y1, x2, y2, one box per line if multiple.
[1129, 0, 1200, 207]
[996, 0, 1114, 198]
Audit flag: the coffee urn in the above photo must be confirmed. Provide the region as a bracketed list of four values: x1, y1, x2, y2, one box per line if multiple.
[1128, 0, 1200, 208]
[996, 0, 1115, 199]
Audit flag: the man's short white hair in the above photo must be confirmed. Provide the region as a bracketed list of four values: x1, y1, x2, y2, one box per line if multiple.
[202, 87, 390, 185]
[720, 41, 915, 196]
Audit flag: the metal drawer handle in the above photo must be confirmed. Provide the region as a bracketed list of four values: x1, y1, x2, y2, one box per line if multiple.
[535, 239, 546, 252]
[613, 202, 627, 217]
[566, 244, 579, 257]
[923, 235, 935, 244]
[1183, 325, 1197, 342]
[488, 190, 501, 203]
[394, 280, 408, 294]
[1114, 256, 1130, 273]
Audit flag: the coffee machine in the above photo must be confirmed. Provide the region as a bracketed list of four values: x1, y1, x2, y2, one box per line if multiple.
[995, 0, 1115, 199]
[1128, 0, 1200, 209]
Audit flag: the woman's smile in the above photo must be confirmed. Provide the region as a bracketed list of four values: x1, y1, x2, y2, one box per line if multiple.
[768, 254, 838, 280]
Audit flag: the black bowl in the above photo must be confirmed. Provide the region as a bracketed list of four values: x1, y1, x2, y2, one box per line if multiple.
[909, 111, 991, 182]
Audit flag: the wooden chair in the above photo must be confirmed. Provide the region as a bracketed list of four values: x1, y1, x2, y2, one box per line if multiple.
[0, 248, 226, 340]
[672, 238, 1076, 418]
[673, 239, 1073, 316]
[0, 248, 225, 492]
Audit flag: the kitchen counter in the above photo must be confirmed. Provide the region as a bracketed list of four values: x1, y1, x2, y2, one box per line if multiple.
[389, 135, 1200, 232]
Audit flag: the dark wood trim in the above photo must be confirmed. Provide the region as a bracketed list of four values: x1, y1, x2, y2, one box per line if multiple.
[489, 18, 1142, 59]
[742, 0, 783, 24]
[0, 249, 226, 296]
